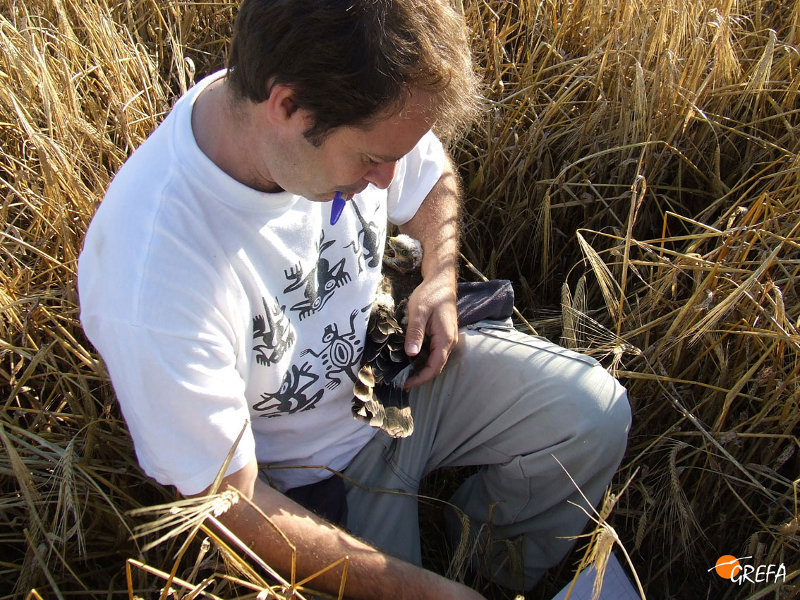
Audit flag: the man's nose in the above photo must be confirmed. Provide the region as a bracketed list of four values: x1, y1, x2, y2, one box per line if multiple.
[364, 161, 397, 189]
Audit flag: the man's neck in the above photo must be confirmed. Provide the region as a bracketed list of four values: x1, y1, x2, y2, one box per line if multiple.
[191, 78, 282, 193]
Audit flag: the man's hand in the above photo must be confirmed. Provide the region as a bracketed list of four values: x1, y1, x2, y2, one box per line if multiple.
[399, 155, 462, 388]
[403, 272, 459, 388]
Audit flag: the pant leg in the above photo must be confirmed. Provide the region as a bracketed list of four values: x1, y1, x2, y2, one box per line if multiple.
[341, 434, 423, 566]
[343, 321, 631, 588]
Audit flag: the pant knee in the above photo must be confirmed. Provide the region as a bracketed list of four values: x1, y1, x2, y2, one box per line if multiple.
[573, 372, 631, 470]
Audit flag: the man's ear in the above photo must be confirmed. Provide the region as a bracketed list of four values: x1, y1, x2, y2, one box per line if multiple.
[262, 83, 309, 132]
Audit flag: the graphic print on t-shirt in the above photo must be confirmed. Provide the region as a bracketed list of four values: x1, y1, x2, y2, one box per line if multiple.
[346, 201, 384, 273]
[283, 231, 352, 320]
[300, 309, 364, 391]
[251, 202, 384, 418]
[252, 296, 295, 366]
[251, 311, 366, 418]
[251, 361, 324, 416]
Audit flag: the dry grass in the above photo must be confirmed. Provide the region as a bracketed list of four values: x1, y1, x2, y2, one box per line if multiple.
[1, 0, 799, 598]
[454, 0, 800, 597]
[0, 0, 232, 596]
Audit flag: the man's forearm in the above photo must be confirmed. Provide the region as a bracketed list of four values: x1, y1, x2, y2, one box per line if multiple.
[396, 156, 463, 385]
[217, 477, 482, 599]
[399, 156, 461, 286]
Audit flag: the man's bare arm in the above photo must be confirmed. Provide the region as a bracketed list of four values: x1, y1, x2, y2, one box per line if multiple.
[194, 459, 483, 599]
[398, 155, 461, 388]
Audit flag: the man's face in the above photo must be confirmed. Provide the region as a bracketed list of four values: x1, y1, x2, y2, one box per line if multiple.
[270, 90, 437, 202]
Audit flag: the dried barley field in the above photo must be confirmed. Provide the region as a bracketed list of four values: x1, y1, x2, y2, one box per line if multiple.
[1, 1, 798, 599]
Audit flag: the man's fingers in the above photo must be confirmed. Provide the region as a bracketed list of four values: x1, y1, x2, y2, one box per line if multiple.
[404, 350, 444, 387]
[402, 277, 459, 387]
[404, 329, 457, 388]
[404, 306, 427, 357]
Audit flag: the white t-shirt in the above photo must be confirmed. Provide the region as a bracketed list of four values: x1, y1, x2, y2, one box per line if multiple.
[78, 70, 446, 495]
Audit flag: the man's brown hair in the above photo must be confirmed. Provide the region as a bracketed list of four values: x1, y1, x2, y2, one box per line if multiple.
[227, 0, 480, 145]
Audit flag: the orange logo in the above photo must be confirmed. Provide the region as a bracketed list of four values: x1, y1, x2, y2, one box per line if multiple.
[714, 555, 741, 579]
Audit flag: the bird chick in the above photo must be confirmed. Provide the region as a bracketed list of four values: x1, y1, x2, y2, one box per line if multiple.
[379, 233, 423, 325]
[383, 233, 423, 274]
[353, 234, 425, 437]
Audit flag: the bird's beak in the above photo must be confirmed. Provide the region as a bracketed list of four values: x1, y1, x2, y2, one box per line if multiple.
[385, 238, 397, 258]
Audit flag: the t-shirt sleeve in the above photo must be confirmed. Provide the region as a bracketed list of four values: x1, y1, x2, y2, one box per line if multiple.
[78, 156, 259, 496]
[82, 313, 256, 496]
[386, 130, 447, 225]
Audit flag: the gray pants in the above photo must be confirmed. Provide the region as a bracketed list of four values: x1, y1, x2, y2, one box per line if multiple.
[342, 321, 631, 590]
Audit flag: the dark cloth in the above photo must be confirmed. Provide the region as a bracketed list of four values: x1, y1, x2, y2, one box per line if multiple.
[285, 474, 349, 527]
[456, 280, 515, 325]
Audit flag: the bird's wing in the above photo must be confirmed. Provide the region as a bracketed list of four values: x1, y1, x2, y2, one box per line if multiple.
[352, 369, 414, 438]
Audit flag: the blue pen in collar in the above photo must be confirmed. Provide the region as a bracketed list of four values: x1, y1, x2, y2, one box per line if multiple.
[330, 191, 347, 225]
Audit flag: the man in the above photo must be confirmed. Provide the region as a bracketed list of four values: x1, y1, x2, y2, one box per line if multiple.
[78, 1, 631, 598]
